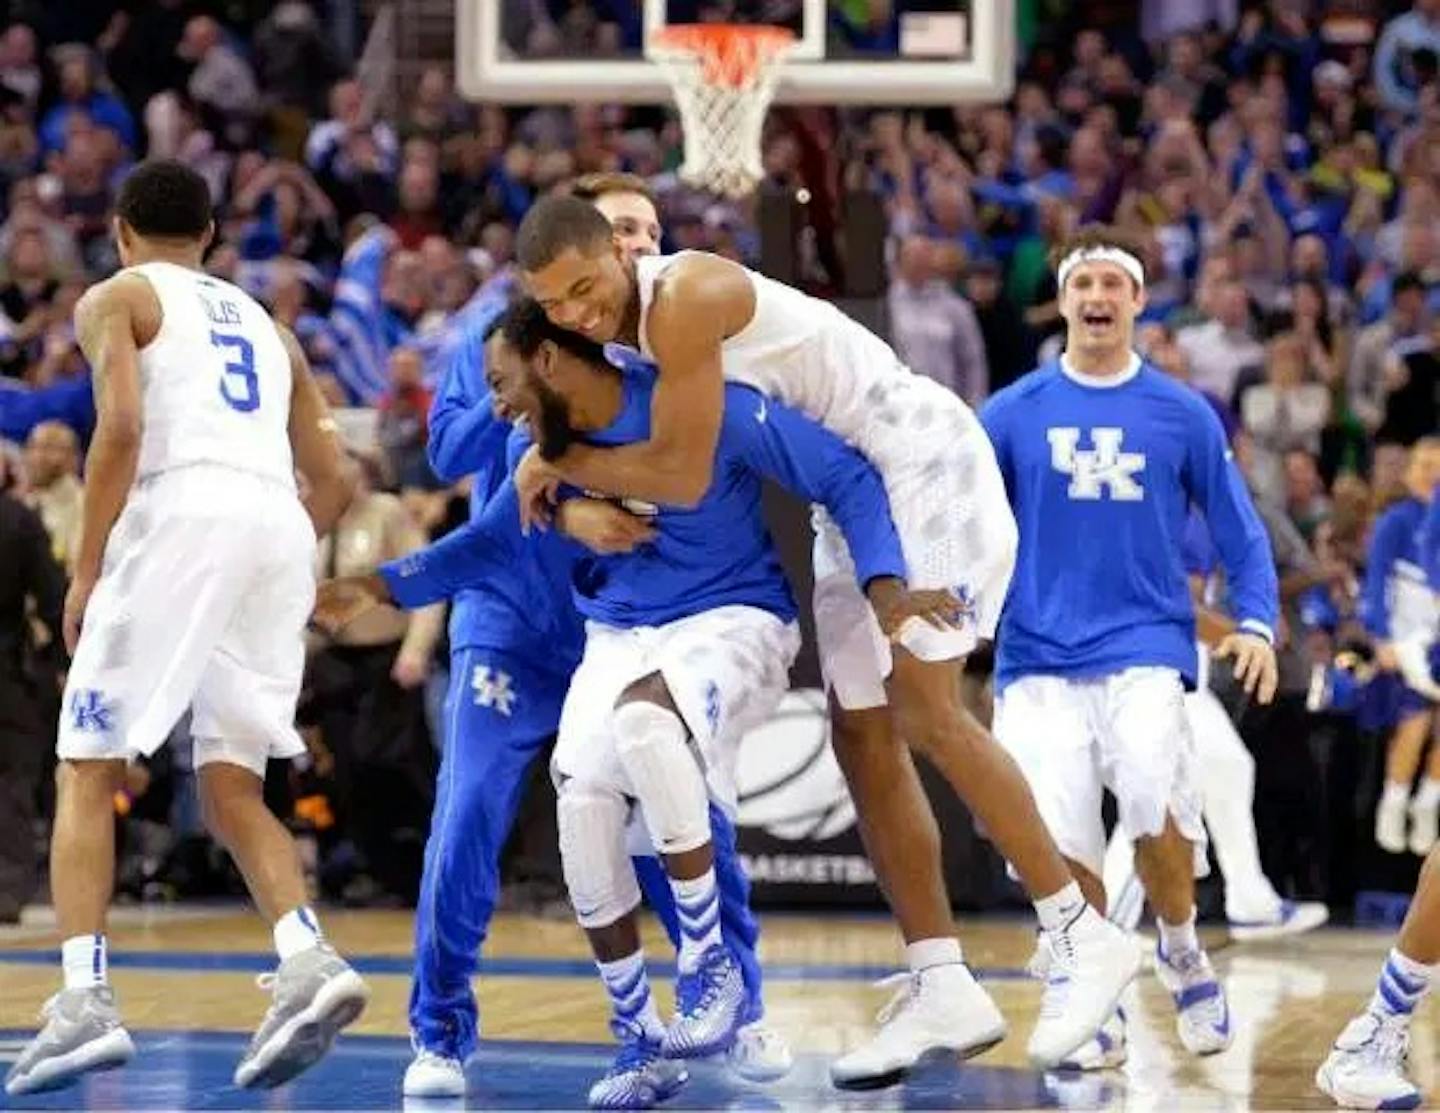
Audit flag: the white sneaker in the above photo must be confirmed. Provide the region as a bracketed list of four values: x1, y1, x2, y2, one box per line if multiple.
[403, 1047, 467, 1098]
[1408, 799, 1438, 857]
[1315, 1011, 1420, 1110]
[1154, 944, 1232, 1056]
[1055, 1008, 1127, 1071]
[829, 963, 1007, 1089]
[727, 1020, 792, 1082]
[1027, 907, 1143, 1068]
[1376, 793, 1409, 854]
[1228, 900, 1330, 942]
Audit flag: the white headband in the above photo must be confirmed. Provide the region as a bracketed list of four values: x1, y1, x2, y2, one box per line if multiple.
[1056, 246, 1145, 290]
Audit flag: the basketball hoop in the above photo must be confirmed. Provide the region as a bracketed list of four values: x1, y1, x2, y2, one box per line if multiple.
[649, 24, 795, 200]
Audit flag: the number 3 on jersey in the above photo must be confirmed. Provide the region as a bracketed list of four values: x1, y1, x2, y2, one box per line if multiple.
[212, 331, 258, 413]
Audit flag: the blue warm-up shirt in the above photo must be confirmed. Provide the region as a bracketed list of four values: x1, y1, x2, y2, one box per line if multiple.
[1362, 497, 1435, 642]
[384, 363, 906, 630]
[980, 356, 1279, 690]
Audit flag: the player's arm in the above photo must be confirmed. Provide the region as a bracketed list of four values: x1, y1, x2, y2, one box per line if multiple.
[1361, 509, 1408, 667]
[1423, 493, 1440, 589]
[66, 274, 151, 652]
[279, 322, 355, 538]
[521, 258, 745, 519]
[1185, 404, 1281, 701]
[383, 497, 447, 686]
[728, 389, 907, 588]
[427, 325, 511, 482]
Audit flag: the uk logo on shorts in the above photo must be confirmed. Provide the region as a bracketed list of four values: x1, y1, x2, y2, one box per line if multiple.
[68, 689, 115, 735]
[704, 681, 721, 734]
[473, 666, 516, 716]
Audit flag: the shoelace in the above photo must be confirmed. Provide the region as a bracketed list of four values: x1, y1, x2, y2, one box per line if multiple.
[1038, 932, 1078, 1021]
[256, 972, 278, 993]
[678, 950, 731, 1017]
[1363, 1016, 1409, 1068]
[872, 971, 923, 1027]
[608, 1019, 658, 1074]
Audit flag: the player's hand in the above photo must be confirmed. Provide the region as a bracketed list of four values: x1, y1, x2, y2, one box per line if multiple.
[1215, 632, 1279, 705]
[515, 446, 561, 534]
[62, 574, 95, 656]
[312, 574, 387, 637]
[391, 648, 429, 689]
[866, 577, 969, 640]
[554, 499, 656, 554]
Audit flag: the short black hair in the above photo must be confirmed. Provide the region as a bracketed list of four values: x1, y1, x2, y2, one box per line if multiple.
[115, 160, 212, 240]
[515, 195, 614, 272]
[497, 296, 610, 369]
[1394, 270, 1426, 298]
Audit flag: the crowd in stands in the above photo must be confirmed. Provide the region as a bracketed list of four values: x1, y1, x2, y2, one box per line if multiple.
[0, 0, 1437, 918]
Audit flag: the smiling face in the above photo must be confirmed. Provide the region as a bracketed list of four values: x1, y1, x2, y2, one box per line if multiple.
[521, 240, 634, 342]
[1059, 260, 1146, 359]
[484, 332, 576, 453]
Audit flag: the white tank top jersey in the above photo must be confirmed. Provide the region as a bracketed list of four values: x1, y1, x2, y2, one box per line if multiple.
[634, 252, 923, 452]
[127, 261, 295, 490]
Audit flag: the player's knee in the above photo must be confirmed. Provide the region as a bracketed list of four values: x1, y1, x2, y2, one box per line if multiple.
[557, 780, 640, 929]
[611, 700, 711, 855]
[891, 680, 985, 761]
[56, 757, 127, 802]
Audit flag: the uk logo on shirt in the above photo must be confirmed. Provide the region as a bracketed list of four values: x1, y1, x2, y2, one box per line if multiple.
[69, 689, 115, 735]
[1047, 427, 1146, 501]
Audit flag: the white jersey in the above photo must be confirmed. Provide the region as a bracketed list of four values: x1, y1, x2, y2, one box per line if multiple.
[635, 252, 983, 463]
[129, 261, 295, 489]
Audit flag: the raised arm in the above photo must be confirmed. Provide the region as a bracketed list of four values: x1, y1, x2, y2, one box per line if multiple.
[66, 274, 153, 651]
[543, 256, 750, 508]
[280, 321, 354, 538]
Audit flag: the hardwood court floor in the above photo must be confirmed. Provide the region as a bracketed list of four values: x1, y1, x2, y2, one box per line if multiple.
[0, 904, 1427, 1110]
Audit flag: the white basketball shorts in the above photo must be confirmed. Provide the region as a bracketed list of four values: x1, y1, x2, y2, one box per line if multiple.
[991, 667, 1208, 880]
[553, 605, 801, 817]
[57, 464, 317, 777]
[813, 374, 1018, 709]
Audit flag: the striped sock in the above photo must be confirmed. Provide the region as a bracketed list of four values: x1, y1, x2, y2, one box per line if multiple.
[674, 868, 722, 973]
[274, 905, 324, 961]
[61, 933, 107, 990]
[597, 951, 663, 1040]
[1369, 948, 1432, 1020]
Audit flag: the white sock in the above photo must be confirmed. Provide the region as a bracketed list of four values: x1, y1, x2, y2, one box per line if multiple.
[906, 937, 963, 973]
[1382, 782, 1412, 809]
[597, 950, 664, 1040]
[1369, 948, 1433, 1020]
[61, 933, 108, 990]
[273, 905, 324, 961]
[1415, 779, 1440, 810]
[1157, 908, 1200, 958]
[1034, 881, 1087, 933]
[673, 868, 722, 973]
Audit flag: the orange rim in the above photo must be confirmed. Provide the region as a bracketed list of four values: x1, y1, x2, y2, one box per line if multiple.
[650, 23, 796, 88]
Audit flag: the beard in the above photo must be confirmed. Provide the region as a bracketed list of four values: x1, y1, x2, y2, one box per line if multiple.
[534, 379, 577, 461]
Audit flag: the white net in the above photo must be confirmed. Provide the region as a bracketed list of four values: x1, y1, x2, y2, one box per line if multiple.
[649, 26, 795, 200]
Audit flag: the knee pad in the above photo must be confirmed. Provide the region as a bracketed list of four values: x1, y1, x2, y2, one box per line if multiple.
[556, 780, 640, 929]
[612, 701, 710, 856]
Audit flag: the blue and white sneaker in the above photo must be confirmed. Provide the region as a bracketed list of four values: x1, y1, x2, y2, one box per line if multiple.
[1056, 1007, 1127, 1071]
[661, 945, 746, 1059]
[1229, 900, 1330, 942]
[1316, 1011, 1420, 1110]
[589, 1020, 688, 1110]
[1155, 943, 1232, 1056]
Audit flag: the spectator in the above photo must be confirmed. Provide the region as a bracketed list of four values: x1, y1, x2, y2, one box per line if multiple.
[886, 235, 988, 403]
[1242, 331, 1333, 506]
[177, 15, 259, 148]
[253, 1, 345, 151]
[0, 474, 64, 923]
[37, 45, 134, 157]
[1176, 277, 1265, 406]
[1373, 0, 1440, 117]
[376, 346, 436, 491]
[0, 23, 40, 113]
[964, 256, 1032, 394]
[1351, 271, 1432, 435]
[19, 419, 82, 569]
[305, 78, 399, 218]
[1377, 314, 1440, 446]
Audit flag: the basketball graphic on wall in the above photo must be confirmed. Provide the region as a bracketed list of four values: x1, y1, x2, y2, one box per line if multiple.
[736, 689, 856, 841]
